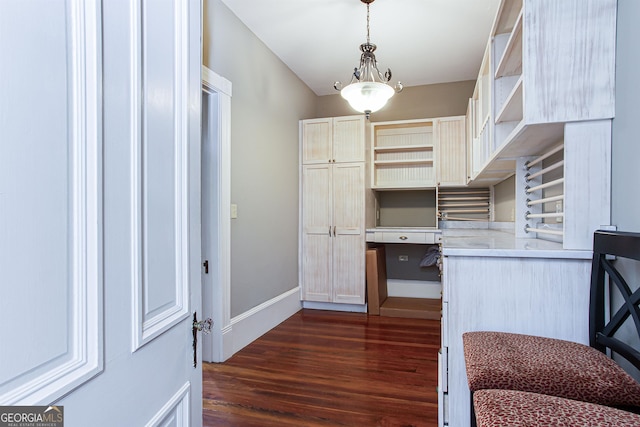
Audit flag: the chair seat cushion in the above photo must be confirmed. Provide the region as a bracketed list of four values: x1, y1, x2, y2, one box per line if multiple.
[473, 389, 640, 427]
[463, 331, 640, 407]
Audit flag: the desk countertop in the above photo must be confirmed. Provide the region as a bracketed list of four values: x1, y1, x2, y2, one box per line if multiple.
[441, 228, 592, 259]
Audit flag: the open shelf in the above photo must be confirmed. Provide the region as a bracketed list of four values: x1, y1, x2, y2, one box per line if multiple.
[495, 76, 523, 123]
[492, 0, 523, 35]
[495, 9, 523, 79]
[374, 144, 434, 152]
[374, 159, 434, 166]
[371, 119, 436, 189]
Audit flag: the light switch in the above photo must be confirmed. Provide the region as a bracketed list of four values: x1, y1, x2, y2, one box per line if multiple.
[231, 203, 238, 219]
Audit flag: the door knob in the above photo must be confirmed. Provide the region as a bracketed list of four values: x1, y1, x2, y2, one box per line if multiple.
[193, 316, 213, 334]
[192, 313, 213, 367]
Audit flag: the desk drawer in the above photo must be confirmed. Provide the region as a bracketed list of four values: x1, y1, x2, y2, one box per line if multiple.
[375, 231, 436, 244]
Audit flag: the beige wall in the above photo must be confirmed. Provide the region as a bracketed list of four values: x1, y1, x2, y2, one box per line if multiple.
[316, 81, 476, 121]
[493, 175, 515, 222]
[203, 0, 317, 317]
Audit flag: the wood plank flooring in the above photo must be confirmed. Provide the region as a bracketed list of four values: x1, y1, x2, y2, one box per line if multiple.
[203, 309, 440, 427]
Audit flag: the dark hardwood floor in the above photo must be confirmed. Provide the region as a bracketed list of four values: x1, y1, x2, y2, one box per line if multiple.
[203, 309, 440, 427]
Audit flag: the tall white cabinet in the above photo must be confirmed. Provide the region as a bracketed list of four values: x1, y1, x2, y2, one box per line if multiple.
[300, 116, 366, 306]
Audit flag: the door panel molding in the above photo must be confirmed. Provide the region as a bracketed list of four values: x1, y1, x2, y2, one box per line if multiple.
[131, 0, 190, 351]
[145, 382, 191, 427]
[0, 0, 104, 405]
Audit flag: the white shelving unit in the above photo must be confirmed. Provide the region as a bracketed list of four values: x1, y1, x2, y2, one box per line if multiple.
[441, 1, 618, 426]
[371, 120, 436, 189]
[467, 0, 617, 186]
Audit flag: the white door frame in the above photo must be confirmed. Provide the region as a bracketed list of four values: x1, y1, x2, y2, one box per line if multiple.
[201, 66, 233, 362]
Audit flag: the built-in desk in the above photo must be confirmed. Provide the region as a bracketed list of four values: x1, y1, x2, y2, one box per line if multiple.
[366, 227, 442, 244]
[366, 227, 443, 319]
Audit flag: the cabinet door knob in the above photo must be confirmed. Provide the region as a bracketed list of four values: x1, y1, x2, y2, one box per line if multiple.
[399, 236, 408, 240]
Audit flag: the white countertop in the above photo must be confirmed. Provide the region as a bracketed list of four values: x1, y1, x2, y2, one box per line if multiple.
[441, 228, 592, 259]
[366, 227, 441, 233]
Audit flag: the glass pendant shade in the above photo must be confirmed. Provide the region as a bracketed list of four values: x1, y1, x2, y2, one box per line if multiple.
[341, 81, 394, 114]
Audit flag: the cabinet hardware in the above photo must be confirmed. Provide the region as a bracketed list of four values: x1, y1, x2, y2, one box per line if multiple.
[333, 226, 336, 236]
[399, 236, 408, 240]
[329, 226, 332, 237]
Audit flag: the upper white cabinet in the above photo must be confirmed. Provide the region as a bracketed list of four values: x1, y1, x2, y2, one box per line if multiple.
[435, 116, 466, 187]
[301, 116, 365, 164]
[470, 0, 617, 183]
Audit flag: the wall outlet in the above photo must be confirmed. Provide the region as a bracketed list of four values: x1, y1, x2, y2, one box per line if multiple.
[231, 203, 238, 219]
[399, 255, 409, 261]
[555, 201, 563, 223]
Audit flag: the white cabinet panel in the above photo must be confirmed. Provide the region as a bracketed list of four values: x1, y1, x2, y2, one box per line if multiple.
[301, 164, 333, 302]
[333, 116, 365, 163]
[436, 117, 467, 187]
[301, 118, 332, 164]
[332, 164, 365, 304]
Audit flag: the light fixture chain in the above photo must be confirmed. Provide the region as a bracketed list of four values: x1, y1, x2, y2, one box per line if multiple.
[366, 2, 370, 44]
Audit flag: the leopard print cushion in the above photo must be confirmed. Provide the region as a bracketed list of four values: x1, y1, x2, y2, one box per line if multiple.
[463, 331, 640, 407]
[474, 389, 640, 427]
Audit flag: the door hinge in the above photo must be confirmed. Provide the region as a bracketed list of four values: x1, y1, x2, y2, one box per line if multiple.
[202, 260, 209, 274]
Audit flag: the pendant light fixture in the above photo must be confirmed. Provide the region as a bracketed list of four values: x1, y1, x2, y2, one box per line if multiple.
[334, 0, 403, 119]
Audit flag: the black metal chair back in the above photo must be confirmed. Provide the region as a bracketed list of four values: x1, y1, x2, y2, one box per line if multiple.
[590, 230, 640, 372]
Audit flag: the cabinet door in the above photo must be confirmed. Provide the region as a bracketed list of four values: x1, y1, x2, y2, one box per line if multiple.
[301, 118, 332, 164]
[332, 163, 365, 304]
[301, 164, 332, 301]
[333, 115, 365, 163]
[436, 116, 467, 186]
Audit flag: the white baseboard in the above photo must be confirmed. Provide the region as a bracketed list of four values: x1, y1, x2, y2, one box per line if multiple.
[386, 279, 442, 299]
[301, 301, 367, 313]
[228, 287, 302, 357]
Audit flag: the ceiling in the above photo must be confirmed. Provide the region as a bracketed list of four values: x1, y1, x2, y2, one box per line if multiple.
[220, 0, 502, 96]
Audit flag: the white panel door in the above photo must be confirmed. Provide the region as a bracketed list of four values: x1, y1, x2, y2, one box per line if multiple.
[0, 1, 203, 426]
